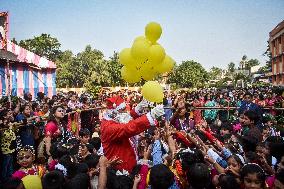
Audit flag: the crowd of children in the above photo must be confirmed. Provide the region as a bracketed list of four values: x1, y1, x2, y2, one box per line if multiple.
[0, 86, 283, 189]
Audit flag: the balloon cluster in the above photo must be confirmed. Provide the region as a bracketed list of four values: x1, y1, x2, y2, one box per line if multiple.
[119, 22, 175, 83]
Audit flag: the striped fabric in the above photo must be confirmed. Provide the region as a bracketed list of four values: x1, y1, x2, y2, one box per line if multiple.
[0, 40, 57, 99]
[0, 63, 56, 99]
[6, 40, 56, 69]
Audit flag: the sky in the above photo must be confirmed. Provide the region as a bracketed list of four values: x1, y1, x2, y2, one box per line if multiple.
[1, 0, 284, 69]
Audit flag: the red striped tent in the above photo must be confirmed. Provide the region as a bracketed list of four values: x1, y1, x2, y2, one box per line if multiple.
[0, 40, 56, 99]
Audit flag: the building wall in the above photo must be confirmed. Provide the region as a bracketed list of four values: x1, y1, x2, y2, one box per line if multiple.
[270, 20, 284, 86]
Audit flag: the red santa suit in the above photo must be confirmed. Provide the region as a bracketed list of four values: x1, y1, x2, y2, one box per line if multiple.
[100, 96, 156, 173]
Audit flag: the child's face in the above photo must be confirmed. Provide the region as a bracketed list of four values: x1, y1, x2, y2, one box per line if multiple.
[243, 173, 263, 189]
[256, 146, 269, 157]
[81, 135, 90, 144]
[227, 157, 241, 173]
[242, 115, 253, 126]
[220, 129, 229, 136]
[17, 151, 34, 168]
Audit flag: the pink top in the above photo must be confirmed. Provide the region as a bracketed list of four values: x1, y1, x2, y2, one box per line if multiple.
[45, 121, 59, 138]
[12, 168, 37, 180]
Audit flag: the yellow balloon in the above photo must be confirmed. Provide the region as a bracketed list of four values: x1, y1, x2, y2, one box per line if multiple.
[148, 44, 166, 64]
[142, 81, 164, 103]
[158, 55, 174, 73]
[134, 36, 147, 43]
[131, 39, 151, 62]
[121, 66, 141, 83]
[140, 64, 156, 81]
[119, 48, 135, 66]
[145, 22, 162, 43]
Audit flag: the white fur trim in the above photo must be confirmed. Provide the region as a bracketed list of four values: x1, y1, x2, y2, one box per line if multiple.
[116, 169, 129, 176]
[146, 112, 156, 126]
[116, 102, 126, 111]
[134, 106, 142, 115]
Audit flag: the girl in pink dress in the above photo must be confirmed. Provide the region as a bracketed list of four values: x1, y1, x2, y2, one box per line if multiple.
[12, 145, 45, 180]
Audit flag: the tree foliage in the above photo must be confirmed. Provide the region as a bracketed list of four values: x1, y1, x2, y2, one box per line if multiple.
[260, 41, 272, 73]
[169, 60, 208, 88]
[228, 62, 235, 73]
[55, 45, 124, 96]
[19, 34, 62, 61]
[209, 66, 223, 80]
[246, 59, 260, 69]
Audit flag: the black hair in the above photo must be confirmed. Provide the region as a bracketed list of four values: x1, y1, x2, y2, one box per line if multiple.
[241, 136, 258, 152]
[19, 103, 30, 113]
[241, 164, 266, 188]
[32, 102, 39, 111]
[244, 110, 258, 123]
[86, 143, 95, 153]
[220, 123, 232, 132]
[64, 173, 90, 189]
[244, 151, 260, 163]
[187, 163, 211, 189]
[178, 149, 204, 172]
[50, 142, 71, 159]
[218, 173, 240, 189]
[58, 155, 78, 179]
[79, 128, 90, 137]
[37, 92, 45, 100]
[24, 92, 31, 101]
[85, 154, 100, 168]
[76, 163, 89, 174]
[42, 170, 65, 189]
[89, 137, 101, 151]
[106, 168, 133, 189]
[228, 154, 244, 167]
[0, 109, 9, 119]
[0, 178, 22, 189]
[150, 164, 174, 189]
[244, 92, 252, 97]
[67, 137, 80, 146]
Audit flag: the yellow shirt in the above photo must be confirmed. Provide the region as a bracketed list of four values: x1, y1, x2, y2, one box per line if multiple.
[1, 126, 16, 154]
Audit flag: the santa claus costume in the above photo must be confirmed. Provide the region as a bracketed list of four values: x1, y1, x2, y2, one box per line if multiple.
[100, 96, 164, 173]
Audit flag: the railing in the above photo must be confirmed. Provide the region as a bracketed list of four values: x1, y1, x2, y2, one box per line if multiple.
[1, 105, 283, 131]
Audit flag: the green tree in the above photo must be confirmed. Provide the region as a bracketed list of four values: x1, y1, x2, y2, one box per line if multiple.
[246, 59, 260, 69]
[233, 72, 252, 87]
[56, 45, 111, 89]
[169, 60, 208, 88]
[55, 50, 75, 87]
[209, 66, 223, 80]
[107, 52, 124, 86]
[239, 55, 248, 70]
[260, 41, 272, 73]
[19, 33, 61, 61]
[228, 62, 235, 73]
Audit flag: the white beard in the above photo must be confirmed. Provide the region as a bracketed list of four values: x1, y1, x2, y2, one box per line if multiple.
[114, 113, 133, 123]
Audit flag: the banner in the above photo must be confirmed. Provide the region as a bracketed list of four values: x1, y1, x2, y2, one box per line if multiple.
[0, 12, 8, 50]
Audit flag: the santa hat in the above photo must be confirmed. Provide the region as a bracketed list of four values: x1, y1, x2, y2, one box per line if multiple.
[106, 96, 126, 111]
